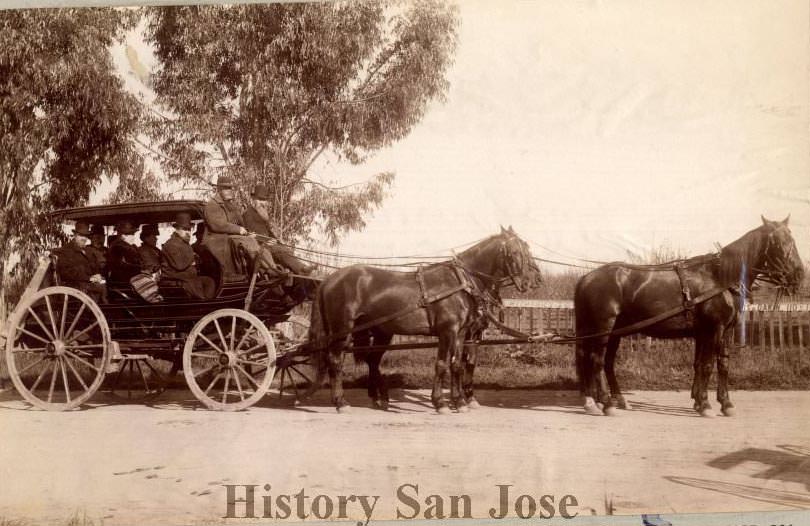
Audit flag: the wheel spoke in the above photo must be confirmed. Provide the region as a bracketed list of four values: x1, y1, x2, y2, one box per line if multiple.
[63, 303, 87, 342]
[213, 318, 229, 352]
[203, 372, 222, 396]
[278, 368, 287, 397]
[29, 360, 53, 392]
[64, 349, 102, 373]
[59, 294, 69, 338]
[15, 326, 51, 345]
[63, 355, 89, 391]
[47, 360, 58, 403]
[67, 344, 104, 349]
[237, 342, 265, 357]
[289, 365, 313, 385]
[17, 356, 47, 376]
[44, 296, 59, 339]
[135, 360, 151, 392]
[193, 363, 218, 379]
[234, 364, 261, 390]
[238, 358, 269, 368]
[232, 366, 246, 401]
[59, 358, 72, 404]
[189, 352, 220, 360]
[66, 320, 99, 345]
[26, 308, 55, 341]
[230, 316, 236, 353]
[234, 326, 256, 352]
[221, 370, 231, 404]
[198, 333, 225, 354]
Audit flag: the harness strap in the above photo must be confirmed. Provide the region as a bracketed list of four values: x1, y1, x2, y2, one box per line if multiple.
[674, 262, 695, 320]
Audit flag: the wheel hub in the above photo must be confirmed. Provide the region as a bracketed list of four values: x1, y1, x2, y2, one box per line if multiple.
[47, 340, 66, 356]
[219, 352, 237, 367]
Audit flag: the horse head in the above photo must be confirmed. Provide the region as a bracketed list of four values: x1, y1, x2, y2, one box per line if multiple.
[758, 215, 804, 294]
[498, 226, 542, 292]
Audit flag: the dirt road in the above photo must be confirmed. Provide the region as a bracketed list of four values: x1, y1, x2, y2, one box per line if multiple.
[0, 388, 808, 525]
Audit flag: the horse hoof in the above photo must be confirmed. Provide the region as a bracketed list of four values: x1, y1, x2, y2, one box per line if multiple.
[457, 404, 469, 414]
[596, 402, 604, 411]
[584, 403, 604, 416]
[699, 408, 715, 418]
[437, 406, 452, 415]
[336, 405, 351, 414]
[603, 405, 619, 417]
[616, 397, 632, 410]
[372, 399, 389, 411]
[467, 398, 481, 410]
[722, 405, 736, 417]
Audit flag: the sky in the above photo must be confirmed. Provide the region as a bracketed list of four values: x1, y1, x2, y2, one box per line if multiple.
[107, 0, 810, 269]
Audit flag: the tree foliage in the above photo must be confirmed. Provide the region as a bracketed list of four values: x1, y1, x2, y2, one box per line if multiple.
[0, 8, 146, 297]
[144, 1, 459, 243]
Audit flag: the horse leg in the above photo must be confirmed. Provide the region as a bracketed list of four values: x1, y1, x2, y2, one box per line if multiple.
[691, 338, 702, 410]
[353, 331, 378, 406]
[582, 339, 604, 416]
[716, 327, 735, 416]
[592, 343, 616, 416]
[462, 342, 480, 409]
[694, 332, 715, 417]
[432, 331, 454, 415]
[605, 336, 630, 410]
[372, 332, 393, 409]
[327, 339, 350, 413]
[449, 332, 468, 413]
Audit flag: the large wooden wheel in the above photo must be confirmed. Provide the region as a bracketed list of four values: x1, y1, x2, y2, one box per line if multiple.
[4, 286, 110, 410]
[273, 315, 317, 401]
[183, 309, 275, 411]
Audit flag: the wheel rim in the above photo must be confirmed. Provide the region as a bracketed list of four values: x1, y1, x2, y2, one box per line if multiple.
[5, 287, 109, 410]
[183, 309, 275, 411]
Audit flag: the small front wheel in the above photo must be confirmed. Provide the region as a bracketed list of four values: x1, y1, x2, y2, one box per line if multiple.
[183, 309, 275, 411]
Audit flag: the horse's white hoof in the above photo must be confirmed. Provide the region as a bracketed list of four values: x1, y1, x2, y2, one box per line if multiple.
[596, 402, 604, 411]
[699, 408, 715, 418]
[603, 405, 619, 417]
[437, 406, 452, 415]
[722, 405, 736, 417]
[457, 404, 469, 414]
[336, 405, 351, 414]
[467, 398, 481, 410]
[616, 397, 632, 410]
[584, 398, 603, 416]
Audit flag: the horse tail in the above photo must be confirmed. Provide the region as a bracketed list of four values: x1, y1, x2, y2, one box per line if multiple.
[304, 285, 329, 398]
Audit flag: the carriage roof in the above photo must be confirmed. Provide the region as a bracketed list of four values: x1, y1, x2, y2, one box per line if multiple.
[50, 200, 205, 226]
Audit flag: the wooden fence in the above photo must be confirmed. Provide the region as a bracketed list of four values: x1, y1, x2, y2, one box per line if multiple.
[494, 300, 810, 353]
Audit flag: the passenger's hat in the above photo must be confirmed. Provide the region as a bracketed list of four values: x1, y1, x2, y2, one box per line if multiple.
[213, 175, 234, 189]
[73, 221, 92, 237]
[173, 212, 193, 230]
[251, 184, 270, 201]
[140, 223, 160, 238]
[115, 220, 137, 235]
[90, 224, 105, 236]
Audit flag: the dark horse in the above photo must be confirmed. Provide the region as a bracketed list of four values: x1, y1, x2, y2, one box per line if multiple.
[575, 216, 804, 417]
[307, 227, 541, 413]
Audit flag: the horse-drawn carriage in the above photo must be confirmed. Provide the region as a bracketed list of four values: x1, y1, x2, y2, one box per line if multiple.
[3, 198, 804, 418]
[3, 200, 315, 411]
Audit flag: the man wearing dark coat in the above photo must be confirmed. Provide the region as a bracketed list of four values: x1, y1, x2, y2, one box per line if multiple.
[242, 183, 314, 275]
[161, 213, 216, 299]
[203, 175, 270, 277]
[107, 220, 142, 285]
[57, 221, 107, 303]
[85, 224, 107, 276]
[138, 223, 163, 274]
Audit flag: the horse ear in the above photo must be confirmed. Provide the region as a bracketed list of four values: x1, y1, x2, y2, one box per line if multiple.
[500, 225, 507, 234]
[782, 214, 790, 226]
[508, 225, 515, 233]
[761, 215, 771, 226]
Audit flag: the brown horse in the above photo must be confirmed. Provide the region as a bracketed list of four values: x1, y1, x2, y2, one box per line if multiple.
[307, 227, 541, 413]
[574, 216, 804, 417]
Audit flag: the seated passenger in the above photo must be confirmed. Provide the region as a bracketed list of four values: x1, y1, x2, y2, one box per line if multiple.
[85, 224, 107, 276]
[108, 220, 142, 285]
[57, 221, 107, 303]
[161, 213, 217, 300]
[138, 223, 162, 274]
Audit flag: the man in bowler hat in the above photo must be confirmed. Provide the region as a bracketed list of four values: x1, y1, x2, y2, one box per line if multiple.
[161, 213, 216, 300]
[57, 221, 107, 303]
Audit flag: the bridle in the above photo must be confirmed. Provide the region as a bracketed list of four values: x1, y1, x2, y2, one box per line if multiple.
[453, 233, 535, 293]
[752, 226, 799, 290]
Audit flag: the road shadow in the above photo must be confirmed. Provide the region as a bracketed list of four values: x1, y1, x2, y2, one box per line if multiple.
[628, 400, 700, 418]
[665, 476, 810, 509]
[707, 445, 810, 491]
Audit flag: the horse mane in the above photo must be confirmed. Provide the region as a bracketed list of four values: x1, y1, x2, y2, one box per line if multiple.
[715, 225, 765, 287]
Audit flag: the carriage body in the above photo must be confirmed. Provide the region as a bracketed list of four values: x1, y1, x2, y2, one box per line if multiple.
[5, 200, 313, 411]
